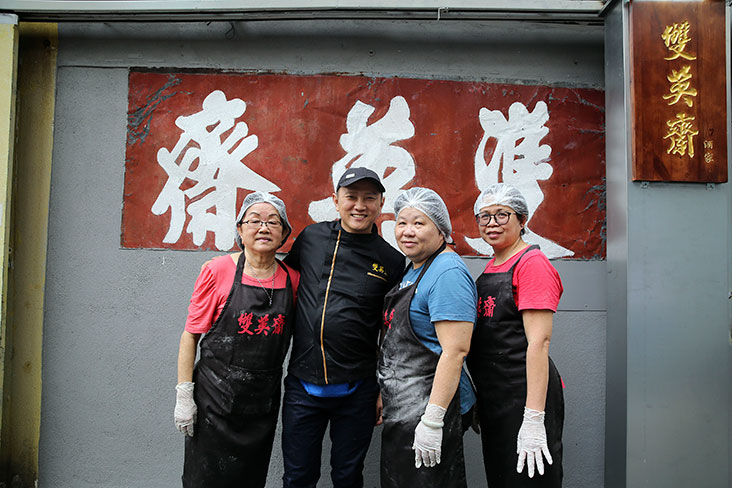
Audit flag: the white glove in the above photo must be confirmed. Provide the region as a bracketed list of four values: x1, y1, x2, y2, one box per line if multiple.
[516, 407, 553, 478]
[174, 382, 197, 437]
[412, 403, 446, 469]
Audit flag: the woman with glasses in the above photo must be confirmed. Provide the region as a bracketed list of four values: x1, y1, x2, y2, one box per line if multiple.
[378, 187, 477, 488]
[467, 183, 564, 488]
[174, 192, 300, 488]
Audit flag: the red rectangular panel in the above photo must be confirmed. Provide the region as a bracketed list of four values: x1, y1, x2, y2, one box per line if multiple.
[123, 71, 605, 259]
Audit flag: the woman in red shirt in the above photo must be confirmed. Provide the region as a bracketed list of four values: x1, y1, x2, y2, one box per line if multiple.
[174, 192, 300, 488]
[467, 183, 564, 488]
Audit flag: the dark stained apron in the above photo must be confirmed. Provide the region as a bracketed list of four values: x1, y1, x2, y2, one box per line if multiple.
[183, 253, 293, 488]
[377, 244, 467, 488]
[467, 245, 564, 488]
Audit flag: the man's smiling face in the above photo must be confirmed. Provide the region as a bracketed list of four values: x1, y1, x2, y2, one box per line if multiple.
[332, 179, 385, 234]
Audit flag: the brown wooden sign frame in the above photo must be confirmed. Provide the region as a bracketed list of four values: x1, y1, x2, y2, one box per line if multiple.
[630, 0, 728, 183]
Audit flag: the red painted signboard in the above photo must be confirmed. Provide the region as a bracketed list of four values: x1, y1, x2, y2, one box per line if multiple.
[123, 70, 605, 259]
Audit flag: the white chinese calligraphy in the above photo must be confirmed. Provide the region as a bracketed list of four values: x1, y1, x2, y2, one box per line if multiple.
[308, 96, 415, 248]
[152, 90, 280, 250]
[466, 101, 573, 258]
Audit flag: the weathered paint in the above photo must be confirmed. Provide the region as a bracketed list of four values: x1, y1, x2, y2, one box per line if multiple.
[1, 22, 57, 486]
[0, 15, 18, 484]
[122, 71, 606, 259]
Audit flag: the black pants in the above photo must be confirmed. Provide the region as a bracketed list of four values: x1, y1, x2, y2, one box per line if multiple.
[281, 374, 378, 488]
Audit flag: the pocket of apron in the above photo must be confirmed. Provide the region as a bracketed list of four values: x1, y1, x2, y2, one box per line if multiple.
[222, 366, 282, 417]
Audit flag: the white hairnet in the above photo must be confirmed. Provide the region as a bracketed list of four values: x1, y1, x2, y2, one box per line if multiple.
[394, 187, 453, 243]
[235, 192, 292, 249]
[473, 183, 529, 218]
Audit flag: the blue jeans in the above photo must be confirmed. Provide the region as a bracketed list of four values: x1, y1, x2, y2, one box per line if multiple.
[281, 374, 378, 488]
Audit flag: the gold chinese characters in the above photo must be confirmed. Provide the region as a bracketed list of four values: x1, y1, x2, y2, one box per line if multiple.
[661, 21, 697, 61]
[703, 140, 714, 164]
[664, 113, 698, 158]
[661, 20, 698, 158]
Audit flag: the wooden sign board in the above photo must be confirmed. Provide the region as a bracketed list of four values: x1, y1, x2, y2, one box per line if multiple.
[630, 0, 727, 182]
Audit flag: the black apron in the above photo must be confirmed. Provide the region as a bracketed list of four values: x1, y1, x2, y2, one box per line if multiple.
[377, 244, 467, 488]
[467, 245, 564, 488]
[183, 253, 293, 488]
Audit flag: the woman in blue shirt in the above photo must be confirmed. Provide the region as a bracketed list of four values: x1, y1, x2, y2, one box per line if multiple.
[377, 187, 477, 488]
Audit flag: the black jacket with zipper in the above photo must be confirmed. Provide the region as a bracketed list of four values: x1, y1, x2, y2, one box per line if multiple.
[284, 220, 404, 385]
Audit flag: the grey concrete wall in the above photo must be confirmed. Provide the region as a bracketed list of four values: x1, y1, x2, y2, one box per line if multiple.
[40, 20, 606, 487]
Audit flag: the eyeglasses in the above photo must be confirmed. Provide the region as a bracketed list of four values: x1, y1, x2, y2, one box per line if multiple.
[240, 219, 283, 229]
[476, 211, 516, 226]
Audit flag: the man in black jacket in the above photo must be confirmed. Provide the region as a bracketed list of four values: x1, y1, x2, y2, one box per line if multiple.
[282, 167, 404, 488]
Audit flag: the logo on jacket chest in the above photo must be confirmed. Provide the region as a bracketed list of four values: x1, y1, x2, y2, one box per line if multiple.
[367, 262, 389, 282]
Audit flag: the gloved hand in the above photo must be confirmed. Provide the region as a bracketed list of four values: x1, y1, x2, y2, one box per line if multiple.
[516, 407, 553, 478]
[174, 382, 197, 437]
[412, 403, 446, 469]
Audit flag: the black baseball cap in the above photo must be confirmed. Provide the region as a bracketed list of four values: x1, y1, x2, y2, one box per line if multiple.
[336, 167, 386, 193]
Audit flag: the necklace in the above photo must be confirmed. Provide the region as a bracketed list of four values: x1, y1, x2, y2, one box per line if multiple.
[246, 261, 276, 306]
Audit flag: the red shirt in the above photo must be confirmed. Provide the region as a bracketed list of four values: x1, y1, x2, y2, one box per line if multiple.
[483, 247, 563, 312]
[185, 254, 300, 334]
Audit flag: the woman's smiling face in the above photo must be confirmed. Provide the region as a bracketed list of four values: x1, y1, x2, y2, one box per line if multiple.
[237, 203, 284, 254]
[477, 204, 525, 252]
[395, 207, 445, 267]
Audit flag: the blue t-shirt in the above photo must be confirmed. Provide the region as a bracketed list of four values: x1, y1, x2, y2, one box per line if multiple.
[400, 252, 478, 414]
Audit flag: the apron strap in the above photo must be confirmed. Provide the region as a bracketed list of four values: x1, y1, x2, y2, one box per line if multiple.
[507, 244, 540, 272]
[410, 240, 447, 287]
[233, 251, 247, 284]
